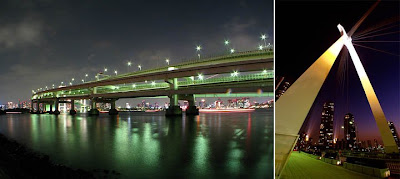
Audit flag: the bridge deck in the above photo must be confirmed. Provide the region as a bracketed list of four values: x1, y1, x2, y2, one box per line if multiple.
[280, 152, 378, 179]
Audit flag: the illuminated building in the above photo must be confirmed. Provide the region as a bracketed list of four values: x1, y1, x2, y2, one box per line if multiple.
[344, 113, 357, 149]
[318, 102, 334, 149]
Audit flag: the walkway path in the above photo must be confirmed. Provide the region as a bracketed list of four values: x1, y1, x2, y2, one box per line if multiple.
[280, 152, 378, 179]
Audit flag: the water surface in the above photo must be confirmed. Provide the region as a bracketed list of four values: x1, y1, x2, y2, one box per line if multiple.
[0, 111, 273, 178]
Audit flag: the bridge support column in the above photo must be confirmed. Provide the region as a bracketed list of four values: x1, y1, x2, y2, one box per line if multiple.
[53, 98, 60, 115]
[30, 100, 35, 113]
[35, 101, 40, 114]
[166, 78, 182, 116]
[49, 104, 53, 114]
[89, 98, 99, 115]
[109, 99, 119, 115]
[69, 100, 77, 115]
[184, 94, 199, 116]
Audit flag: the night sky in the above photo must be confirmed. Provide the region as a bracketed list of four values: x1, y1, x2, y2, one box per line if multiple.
[276, 1, 399, 143]
[0, 0, 273, 104]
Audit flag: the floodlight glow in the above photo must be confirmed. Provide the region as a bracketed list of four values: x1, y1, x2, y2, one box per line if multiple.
[132, 84, 136, 88]
[258, 45, 264, 50]
[128, 61, 132, 66]
[224, 40, 229, 45]
[230, 48, 235, 53]
[262, 69, 267, 74]
[151, 81, 156, 86]
[166, 58, 170, 65]
[261, 34, 267, 40]
[189, 76, 194, 80]
[104, 68, 108, 72]
[138, 65, 142, 70]
[231, 71, 239, 77]
[72, 78, 74, 81]
[198, 74, 204, 80]
[114, 70, 118, 75]
[196, 45, 202, 51]
[85, 74, 88, 77]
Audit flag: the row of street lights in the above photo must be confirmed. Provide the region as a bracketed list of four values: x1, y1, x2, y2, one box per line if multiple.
[33, 33, 271, 93]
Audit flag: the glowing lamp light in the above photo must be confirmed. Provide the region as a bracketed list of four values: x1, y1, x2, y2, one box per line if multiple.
[132, 84, 136, 88]
[258, 45, 264, 50]
[189, 76, 195, 80]
[224, 40, 229, 45]
[336, 161, 341, 165]
[196, 45, 202, 51]
[230, 48, 235, 53]
[138, 65, 142, 70]
[151, 81, 156, 86]
[127, 61, 132, 66]
[198, 74, 204, 80]
[262, 69, 267, 74]
[114, 70, 118, 75]
[231, 71, 239, 77]
[166, 58, 170, 65]
[261, 34, 267, 40]
[85, 74, 88, 77]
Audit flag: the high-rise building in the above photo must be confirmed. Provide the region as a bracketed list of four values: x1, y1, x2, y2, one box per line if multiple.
[319, 101, 334, 149]
[388, 121, 400, 149]
[344, 113, 357, 149]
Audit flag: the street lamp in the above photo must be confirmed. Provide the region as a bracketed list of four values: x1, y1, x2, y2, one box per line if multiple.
[114, 70, 118, 75]
[231, 71, 239, 77]
[166, 58, 170, 65]
[260, 34, 268, 47]
[82, 79, 84, 83]
[127, 61, 132, 72]
[258, 45, 264, 50]
[138, 65, 142, 71]
[224, 40, 230, 46]
[230, 48, 235, 54]
[198, 74, 204, 80]
[196, 45, 202, 59]
[104, 68, 108, 73]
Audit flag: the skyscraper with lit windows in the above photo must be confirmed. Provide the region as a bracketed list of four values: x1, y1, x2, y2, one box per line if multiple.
[319, 101, 334, 149]
[344, 113, 357, 149]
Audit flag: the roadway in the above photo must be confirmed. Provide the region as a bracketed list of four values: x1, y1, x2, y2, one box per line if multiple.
[280, 152, 378, 179]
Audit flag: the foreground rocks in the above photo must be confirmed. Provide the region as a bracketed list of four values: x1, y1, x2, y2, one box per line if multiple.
[0, 134, 120, 178]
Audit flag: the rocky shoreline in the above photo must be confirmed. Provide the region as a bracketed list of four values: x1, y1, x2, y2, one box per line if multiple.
[0, 133, 120, 178]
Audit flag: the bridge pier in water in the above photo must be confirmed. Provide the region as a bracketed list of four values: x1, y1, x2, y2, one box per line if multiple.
[166, 78, 182, 116]
[69, 100, 77, 115]
[108, 99, 119, 115]
[53, 98, 60, 115]
[89, 98, 99, 115]
[181, 94, 199, 115]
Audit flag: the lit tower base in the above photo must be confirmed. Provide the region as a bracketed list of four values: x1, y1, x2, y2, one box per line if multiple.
[275, 25, 398, 178]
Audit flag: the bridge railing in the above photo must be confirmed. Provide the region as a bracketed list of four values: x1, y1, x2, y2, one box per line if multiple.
[88, 49, 273, 82]
[34, 70, 273, 99]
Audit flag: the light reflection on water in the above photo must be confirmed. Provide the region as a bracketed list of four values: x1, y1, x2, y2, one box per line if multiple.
[0, 111, 273, 178]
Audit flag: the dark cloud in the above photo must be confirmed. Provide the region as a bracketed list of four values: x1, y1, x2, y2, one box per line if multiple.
[0, 0, 273, 104]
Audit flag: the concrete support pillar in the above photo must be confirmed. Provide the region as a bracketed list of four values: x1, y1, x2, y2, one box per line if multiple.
[89, 98, 99, 115]
[109, 99, 119, 115]
[49, 104, 53, 114]
[185, 94, 199, 116]
[30, 101, 34, 113]
[166, 78, 182, 116]
[69, 100, 77, 115]
[53, 98, 60, 115]
[36, 102, 40, 114]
